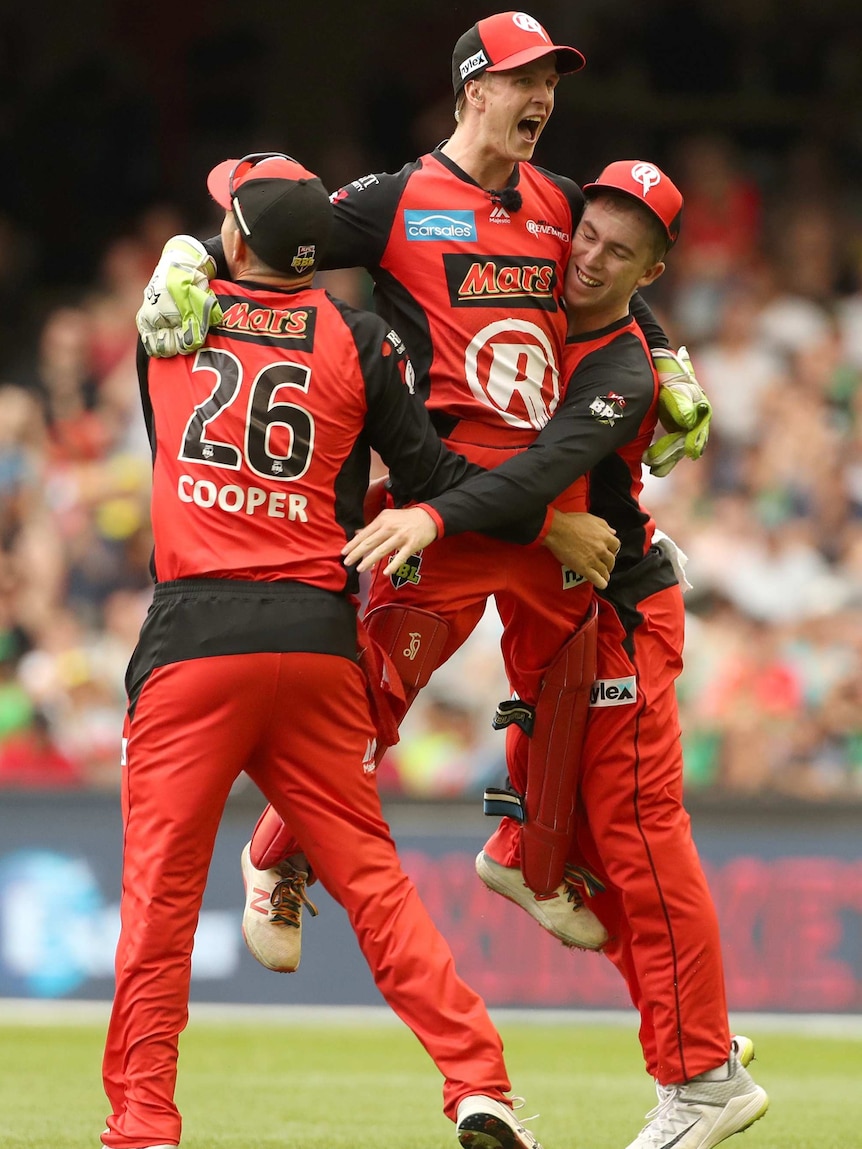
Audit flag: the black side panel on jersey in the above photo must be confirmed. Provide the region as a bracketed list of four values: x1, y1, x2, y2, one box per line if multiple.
[126, 579, 357, 716]
[322, 161, 422, 272]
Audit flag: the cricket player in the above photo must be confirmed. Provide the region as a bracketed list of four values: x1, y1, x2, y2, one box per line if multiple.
[346, 162, 768, 1149]
[102, 153, 547, 1149]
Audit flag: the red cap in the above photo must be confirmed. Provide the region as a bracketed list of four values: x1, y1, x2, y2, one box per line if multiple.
[583, 161, 683, 247]
[207, 152, 333, 275]
[452, 11, 586, 95]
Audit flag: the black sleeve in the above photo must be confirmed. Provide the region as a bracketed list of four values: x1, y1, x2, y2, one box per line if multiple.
[202, 235, 226, 278]
[334, 302, 484, 499]
[424, 332, 656, 539]
[630, 292, 669, 349]
[321, 164, 417, 272]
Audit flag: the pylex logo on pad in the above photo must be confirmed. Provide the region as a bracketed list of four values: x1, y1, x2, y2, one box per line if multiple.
[404, 210, 478, 242]
[590, 676, 636, 706]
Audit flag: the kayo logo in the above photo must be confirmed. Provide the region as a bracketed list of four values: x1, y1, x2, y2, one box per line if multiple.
[590, 676, 637, 706]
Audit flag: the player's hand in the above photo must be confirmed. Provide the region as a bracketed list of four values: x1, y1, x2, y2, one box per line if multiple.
[644, 346, 712, 476]
[542, 511, 619, 590]
[342, 507, 439, 574]
[136, 235, 224, 357]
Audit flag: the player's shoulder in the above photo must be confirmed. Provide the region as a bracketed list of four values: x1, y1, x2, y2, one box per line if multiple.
[324, 291, 397, 346]
[529, 165, 585, 216]
[330, 157, 425, 205]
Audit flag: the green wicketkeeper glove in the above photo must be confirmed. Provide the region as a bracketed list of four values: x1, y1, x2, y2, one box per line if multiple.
[643, 346, 713, 477]
[136, 235, 224, 357]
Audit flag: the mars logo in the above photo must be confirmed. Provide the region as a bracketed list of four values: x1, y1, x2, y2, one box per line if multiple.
[390, 551, 423, 589]
[464, 318, 560, 430]
[218, 299, 316, 347]
[631, 162, 661, 196]
[444, 255, 556, 310]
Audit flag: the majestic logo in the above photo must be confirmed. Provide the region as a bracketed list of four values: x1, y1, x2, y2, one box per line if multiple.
[404, 210, 477, 242]
[489, 204, 510, 223]
[390, 551, 423, 589]
[590, 676, 637, 707]
[443, 255, 557, 311]
[463, 317, 561, 430]
[459, 49, 488, 81]
[631, 162, 662, 197]
[290, 245, 316, 274]
[589, 391, 627, 425]
[526, 219, 569, 241]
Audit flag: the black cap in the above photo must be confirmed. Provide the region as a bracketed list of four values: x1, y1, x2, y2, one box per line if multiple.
[207, 153, 333, 276]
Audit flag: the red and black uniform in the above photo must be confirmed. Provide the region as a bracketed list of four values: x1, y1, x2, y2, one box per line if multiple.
[101, 279, 514, 1149]
[423, 315, 730, 1087]
[237, 149, 667, 902]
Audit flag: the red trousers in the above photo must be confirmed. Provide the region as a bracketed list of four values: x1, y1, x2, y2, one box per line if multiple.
[102, 651, 510, 1148]
[486, 582, 731, 1085]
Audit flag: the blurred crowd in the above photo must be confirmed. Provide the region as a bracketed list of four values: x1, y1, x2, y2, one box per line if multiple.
[1, 128, 861, 803]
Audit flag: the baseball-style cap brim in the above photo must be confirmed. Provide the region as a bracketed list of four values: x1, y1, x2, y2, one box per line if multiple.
[207, 156, 321, 211]
[486, 44, 585, 75]
[583, 161, 684, 247]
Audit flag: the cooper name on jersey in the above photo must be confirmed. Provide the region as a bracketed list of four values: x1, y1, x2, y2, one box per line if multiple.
[443, 255, 557, 311]
[215, 297, 318, 347]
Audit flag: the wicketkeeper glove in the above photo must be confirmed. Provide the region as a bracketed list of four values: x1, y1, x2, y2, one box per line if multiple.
[136, 235, 223, 357]
[643, 346, 713, 477]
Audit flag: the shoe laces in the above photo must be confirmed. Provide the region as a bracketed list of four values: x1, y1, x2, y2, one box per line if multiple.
[643, 1082, 675, 1122]
[270, 869, 319, 926]
[636, 1085, 694, 1145]
[561, 863, 606, 905]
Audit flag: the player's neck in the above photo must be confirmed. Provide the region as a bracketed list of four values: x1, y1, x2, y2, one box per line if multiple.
[440, 131, 516, 192]
[567, 302, 630, 337]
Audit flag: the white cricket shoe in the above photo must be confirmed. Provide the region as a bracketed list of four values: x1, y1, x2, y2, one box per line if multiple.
[475, 851, 608, 950]
[456, 1095, 542, 1149]
[626, 1050, 768, 1149]
[240, 843, 317, 973]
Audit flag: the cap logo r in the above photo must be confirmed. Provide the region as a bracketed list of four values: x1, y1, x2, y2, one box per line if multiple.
[513, 12, 548, 39]
[631, 162, 661, 197]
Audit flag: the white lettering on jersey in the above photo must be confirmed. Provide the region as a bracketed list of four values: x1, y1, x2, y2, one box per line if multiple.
[177, 475, 308, 520]
[464, 319, 560, 429]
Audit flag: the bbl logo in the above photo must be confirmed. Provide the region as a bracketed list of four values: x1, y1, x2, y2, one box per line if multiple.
[589, 391, 627, 426]
[290, 245, 316, 274]
[390, 551, 423, 589]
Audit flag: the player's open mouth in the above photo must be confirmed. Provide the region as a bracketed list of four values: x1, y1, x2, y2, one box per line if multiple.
[518, 117, 542, 142]
[576, 267, 602, 287]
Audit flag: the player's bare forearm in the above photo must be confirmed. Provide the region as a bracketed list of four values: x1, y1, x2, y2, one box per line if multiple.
[342, 507, 439, 574]
[542, 511, 619, 589]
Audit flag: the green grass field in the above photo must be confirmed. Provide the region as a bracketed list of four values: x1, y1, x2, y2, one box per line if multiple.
[1, 1015, 860, 1149]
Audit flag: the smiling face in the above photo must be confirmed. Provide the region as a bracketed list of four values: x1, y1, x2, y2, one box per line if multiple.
[565, 193, 667, 333]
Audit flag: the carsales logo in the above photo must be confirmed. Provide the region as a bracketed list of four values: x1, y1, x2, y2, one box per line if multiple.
[404, 210, 478, 242]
